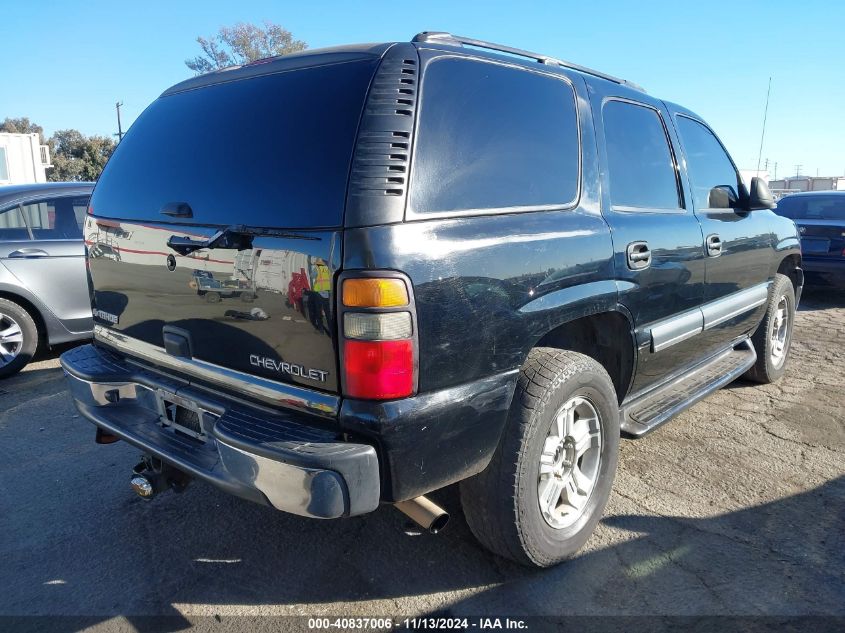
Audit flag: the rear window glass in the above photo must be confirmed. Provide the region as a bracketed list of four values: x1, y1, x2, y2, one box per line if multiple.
[776, 195, 845, 220]
[410, 58, 579, 215]
[91, 59, 378, 228]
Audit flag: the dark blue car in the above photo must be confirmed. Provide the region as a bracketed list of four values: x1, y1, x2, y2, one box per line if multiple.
[774, 191, 845, 286]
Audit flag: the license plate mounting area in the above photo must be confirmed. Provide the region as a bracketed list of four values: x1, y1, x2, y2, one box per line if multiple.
[154, 389, 216, 442]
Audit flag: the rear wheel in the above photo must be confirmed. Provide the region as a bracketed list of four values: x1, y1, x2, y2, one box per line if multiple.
[745, 273, 795, 384]
[460, 348, 619, 567]
[0, 299, 39, 379]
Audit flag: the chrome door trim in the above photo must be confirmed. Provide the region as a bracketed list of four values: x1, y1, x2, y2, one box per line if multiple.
[650, 309, 703, 352]
[648, 281, 770, 352]
[701, 282, 768, 330]
[94, 325, 339, 418]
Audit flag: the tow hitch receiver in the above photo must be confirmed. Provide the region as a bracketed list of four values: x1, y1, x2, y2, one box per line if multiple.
[130, 456, 191, 501]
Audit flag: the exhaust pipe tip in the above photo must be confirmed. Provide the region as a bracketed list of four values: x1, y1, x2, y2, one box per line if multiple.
[428, 512, 449, 534]
[130, 475, 155, 500]
[395, 495, 450, 534]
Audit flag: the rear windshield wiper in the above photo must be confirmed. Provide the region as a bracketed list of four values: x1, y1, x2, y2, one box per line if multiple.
[166, 227, 253, 256]
[166, 225, 322, 256]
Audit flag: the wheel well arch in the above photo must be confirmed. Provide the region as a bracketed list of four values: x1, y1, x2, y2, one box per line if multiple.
[0, 290, 46, 340]
[534, 310, 636, 404]
[776, 253, 803, 292]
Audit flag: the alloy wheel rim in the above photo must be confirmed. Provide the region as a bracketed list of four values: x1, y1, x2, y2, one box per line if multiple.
[770, 295, 789, 368]
[0, 313, 24, 368]
[537, 395, 602, 530]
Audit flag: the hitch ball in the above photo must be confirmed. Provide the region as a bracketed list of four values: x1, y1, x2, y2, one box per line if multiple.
[130, 475, 155, 500]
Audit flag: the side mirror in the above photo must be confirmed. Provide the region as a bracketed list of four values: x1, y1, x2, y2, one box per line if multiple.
[747, 176, 776, 210]
[707, 185, 738, 209]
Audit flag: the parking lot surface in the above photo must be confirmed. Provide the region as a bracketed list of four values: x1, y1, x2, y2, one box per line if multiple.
[1, 289, 843, 626]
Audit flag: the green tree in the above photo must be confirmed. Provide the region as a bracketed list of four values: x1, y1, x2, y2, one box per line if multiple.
[185, 20, 307, 74]
[47, 129, 116, 182]
[0, 117, 45, 143]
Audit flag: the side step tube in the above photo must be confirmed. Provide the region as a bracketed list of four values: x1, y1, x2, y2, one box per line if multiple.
[395, 496, 450, 534]
[621, 338, 757, 438]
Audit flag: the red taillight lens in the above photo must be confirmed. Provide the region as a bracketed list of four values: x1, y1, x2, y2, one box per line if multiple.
[343, 339, 414, 399]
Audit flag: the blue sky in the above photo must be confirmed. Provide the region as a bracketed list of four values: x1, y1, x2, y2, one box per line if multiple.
[2, 0, 843, 177]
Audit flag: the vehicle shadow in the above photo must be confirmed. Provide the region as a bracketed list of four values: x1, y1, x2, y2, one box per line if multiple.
[4, 435, 843, 625]
[799, 285, 845, 311]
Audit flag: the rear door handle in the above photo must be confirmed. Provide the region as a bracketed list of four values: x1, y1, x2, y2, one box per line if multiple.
[706, 234, 722, 257]
[626, 241, 651, 270]
[7, 248, 49, 259]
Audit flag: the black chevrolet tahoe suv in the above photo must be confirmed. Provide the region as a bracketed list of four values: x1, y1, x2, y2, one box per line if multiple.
[62, 32, 802, 567]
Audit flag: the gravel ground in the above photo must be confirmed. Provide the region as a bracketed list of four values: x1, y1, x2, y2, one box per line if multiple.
[0, 288, 843, 628]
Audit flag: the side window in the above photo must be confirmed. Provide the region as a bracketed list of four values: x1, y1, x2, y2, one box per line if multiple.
[411, 58, 580, 215]
[602, 100, 682, 210]
[675, 116, 743, 210]
[0, 205, 31, 241]
[19, 197, 84, 240]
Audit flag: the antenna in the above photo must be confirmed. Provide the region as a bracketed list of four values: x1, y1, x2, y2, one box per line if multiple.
[755, 77, 771, 177]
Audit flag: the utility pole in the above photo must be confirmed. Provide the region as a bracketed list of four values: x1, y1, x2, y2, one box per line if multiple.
[794, 164, 802, 177]
[114, 101, 124, 143]
[755, 77, 772, 177]
[773, 162, 777, 180]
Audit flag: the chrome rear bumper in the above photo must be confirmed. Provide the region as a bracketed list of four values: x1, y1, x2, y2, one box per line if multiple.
[61, 344, 380, 519]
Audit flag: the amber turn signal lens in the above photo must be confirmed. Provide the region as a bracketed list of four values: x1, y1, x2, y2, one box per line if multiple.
[342, 278, 408, 308]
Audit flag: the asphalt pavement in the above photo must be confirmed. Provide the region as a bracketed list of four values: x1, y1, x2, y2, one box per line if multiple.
[1, 289, 843, 630]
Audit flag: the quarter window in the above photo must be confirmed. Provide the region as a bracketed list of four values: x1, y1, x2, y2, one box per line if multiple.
[602, 100, 681, 210]
[676, 116, 743, 210]
[0, 205, 30, 241]
[411, 58, 580, 215]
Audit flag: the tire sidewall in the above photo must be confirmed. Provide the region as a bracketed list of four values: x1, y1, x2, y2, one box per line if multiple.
[515, 368, 619, 565]
[763, 276, 796, 380]
[0, 300, 38, 378]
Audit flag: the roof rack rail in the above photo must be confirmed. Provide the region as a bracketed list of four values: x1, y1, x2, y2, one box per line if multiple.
[411, 31, 645, 92]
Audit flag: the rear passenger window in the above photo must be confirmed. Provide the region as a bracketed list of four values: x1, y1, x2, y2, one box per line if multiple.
[0, 206, 30, 241]
[603, 100, 681, 210]
[19, 197, 83, 239]
[411, 58, 579, 215]
[675, 116, 743, 210]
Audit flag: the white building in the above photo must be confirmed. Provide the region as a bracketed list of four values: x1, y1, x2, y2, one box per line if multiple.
[767, 175, 845, 193]
[739, 169, 770, 190]
[0, 132, 52, 185]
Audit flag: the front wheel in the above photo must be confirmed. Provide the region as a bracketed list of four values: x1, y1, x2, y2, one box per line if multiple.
[460, 348, 619, 567]
[0, 298, 39, 379]
[745, 273, 795, 384]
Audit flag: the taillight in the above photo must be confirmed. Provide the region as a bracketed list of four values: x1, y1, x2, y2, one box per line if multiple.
[340, 275, 416, 400]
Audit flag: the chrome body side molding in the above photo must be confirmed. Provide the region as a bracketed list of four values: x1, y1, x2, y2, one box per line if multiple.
[649, 281, 769, 352]
[701, 284, 768, 330]
[651, 309, 704, 353]
[94, 325, 340, 418]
